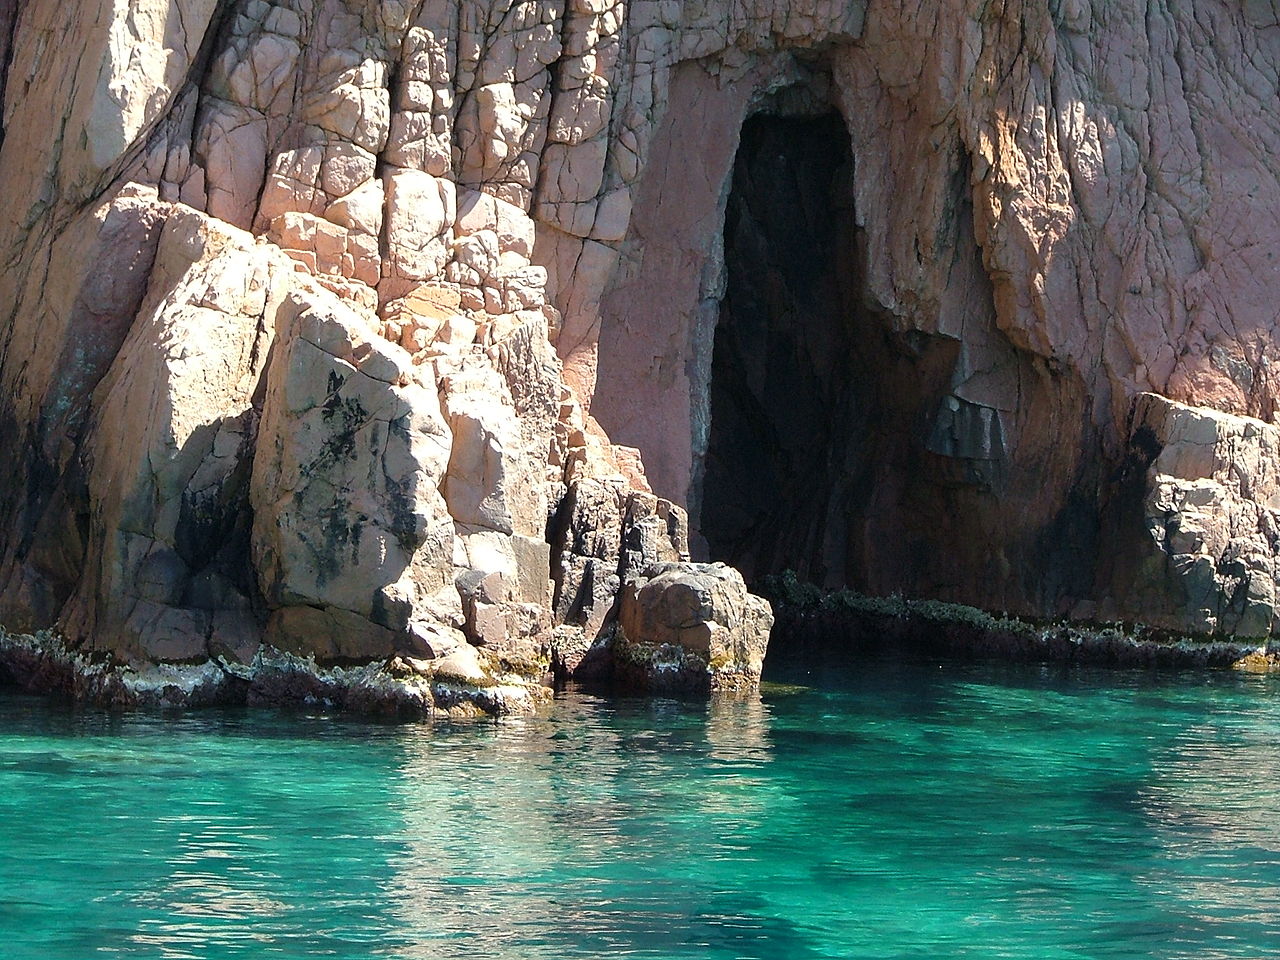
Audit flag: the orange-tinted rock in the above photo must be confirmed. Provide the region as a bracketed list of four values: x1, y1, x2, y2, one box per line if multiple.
[4, 0, 1280, 710]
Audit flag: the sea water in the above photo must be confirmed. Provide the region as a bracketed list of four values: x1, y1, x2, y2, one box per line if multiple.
[3, 657, 1280, 959]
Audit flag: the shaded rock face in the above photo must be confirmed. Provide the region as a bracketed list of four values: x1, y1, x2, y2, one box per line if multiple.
[1, 0, 1280, 710]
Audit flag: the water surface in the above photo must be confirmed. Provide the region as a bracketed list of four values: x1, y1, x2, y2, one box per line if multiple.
[4, 657, 1280, 959]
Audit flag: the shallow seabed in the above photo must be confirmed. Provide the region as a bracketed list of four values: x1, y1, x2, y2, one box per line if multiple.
[4, 656, 1280, 960]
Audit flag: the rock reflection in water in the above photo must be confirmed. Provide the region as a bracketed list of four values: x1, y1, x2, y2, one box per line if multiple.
[381, 691, 793, 959]
[1136, 689, 1280, 952]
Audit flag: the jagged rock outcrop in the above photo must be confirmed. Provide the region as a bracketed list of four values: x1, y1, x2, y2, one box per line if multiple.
[5, 0, 1280, 711]
[1104, 394, 1280, 639]
[251, 288, 464, 660]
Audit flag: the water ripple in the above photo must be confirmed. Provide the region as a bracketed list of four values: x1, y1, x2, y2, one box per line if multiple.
[3, 663, 1280, 958]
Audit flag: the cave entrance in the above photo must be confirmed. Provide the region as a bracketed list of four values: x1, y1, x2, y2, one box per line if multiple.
[592, 63, 1098, 625]
[698, 109, 970, 595]
[700, 111, 860, 587]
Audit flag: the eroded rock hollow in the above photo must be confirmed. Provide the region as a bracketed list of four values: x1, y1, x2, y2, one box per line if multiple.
[700, 102, 1092, 615]
[1, 0, 1280, 711]
[702, 109, 858, 587]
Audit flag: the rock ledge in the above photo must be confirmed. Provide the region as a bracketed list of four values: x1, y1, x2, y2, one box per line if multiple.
[0, 628, 550, 718]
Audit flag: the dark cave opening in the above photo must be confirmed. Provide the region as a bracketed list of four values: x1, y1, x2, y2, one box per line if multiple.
[698, 105, 1107, 654]
[699, 110, 1063, 608]
[700, 110, 871, 590]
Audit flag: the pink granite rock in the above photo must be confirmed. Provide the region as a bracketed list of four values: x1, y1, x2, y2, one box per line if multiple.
[613, 562, 774, 694]
[7, 0, 1280, 711]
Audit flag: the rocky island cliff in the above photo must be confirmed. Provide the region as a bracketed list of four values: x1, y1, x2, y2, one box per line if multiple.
[1, 0, 1279, 713]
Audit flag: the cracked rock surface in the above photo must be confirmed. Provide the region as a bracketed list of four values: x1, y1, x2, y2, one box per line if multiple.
[2, 0, 1280, 712]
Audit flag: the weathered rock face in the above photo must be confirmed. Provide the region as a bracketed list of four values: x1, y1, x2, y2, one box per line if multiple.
[58, 200, 286, 666]
[1102, 394, 1280, 640]
[3, 0, 1280, 708]
[612, 562, 773, 694]
[251, 289, 463, 660]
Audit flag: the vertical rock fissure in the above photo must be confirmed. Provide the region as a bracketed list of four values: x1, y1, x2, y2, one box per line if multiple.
[0, 0, 25, 150]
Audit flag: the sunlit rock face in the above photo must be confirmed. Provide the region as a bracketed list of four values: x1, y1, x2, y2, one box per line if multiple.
[0, 0, 1279, 704]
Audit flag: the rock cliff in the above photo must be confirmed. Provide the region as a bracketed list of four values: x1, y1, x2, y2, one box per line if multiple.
[2, 0, 1280, 710]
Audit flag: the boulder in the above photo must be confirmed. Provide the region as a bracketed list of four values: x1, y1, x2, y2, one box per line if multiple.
[610, 562, 773, 695]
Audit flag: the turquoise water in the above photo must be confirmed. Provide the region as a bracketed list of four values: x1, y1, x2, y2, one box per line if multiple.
[4, 658, 1280, 959]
